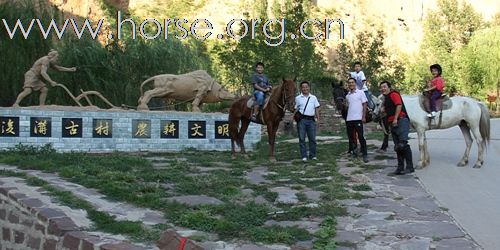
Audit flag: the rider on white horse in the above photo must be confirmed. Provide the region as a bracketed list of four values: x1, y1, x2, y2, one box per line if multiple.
[424, 64, 445, 118]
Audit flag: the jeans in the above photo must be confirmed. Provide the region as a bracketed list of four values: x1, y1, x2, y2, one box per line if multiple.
[298, 118, 317, 159]
[364, 90, 375, 110]
[346, 120, 367, 156]
[430, 90, 441, 112]
[254, 90, 265, 106]
[391, 117, 413, 170]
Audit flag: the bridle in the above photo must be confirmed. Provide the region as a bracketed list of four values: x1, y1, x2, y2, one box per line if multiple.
[273, 81, 294, 112]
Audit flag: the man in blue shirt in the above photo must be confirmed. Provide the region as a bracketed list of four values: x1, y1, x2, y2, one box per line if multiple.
[251, 62, 271, 121]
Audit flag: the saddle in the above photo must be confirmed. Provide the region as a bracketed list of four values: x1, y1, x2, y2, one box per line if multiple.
[419, 92, 453, 113]
[246, 91, 272, 109]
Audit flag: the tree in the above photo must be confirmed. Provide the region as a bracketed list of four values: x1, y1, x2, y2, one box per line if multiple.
[422, 0, 482, 54]
[213, 0, 325, 95]
[403, 0, 484, 95]
[461, 26, 500, 97]
[332, 30, 403, 93]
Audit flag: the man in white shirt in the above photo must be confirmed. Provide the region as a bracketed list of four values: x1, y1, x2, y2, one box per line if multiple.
[346, 77, 369, 163]
[295, 81, 321, 162]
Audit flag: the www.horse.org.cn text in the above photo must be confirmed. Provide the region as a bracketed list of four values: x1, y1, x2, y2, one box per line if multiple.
[2, 11, 345, 46]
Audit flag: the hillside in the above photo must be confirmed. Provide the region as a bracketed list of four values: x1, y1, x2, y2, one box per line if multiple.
[1, 0, 498, 68]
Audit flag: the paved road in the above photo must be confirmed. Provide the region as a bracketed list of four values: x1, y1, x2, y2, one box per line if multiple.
[409, 118, 500, 250]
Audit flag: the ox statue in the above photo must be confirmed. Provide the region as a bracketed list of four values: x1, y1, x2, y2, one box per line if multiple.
[137, 70, 235, 112]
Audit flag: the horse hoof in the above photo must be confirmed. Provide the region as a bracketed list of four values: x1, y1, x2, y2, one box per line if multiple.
[456, 162, 467, 167]
[473, 164, 482, 169]
[137, 105, 149, 111]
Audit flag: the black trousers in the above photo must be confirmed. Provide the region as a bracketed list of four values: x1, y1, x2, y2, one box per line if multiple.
[391, 117, 414, 171]
[346, 120, 367, 156]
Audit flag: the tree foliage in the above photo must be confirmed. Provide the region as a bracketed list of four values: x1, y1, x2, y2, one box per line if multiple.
[0, 2, 211, 108]
[213, 0, 326, 96]
[332, 30, 404, 93]
[461, 26, 500, 96]
[402, 0, 493, 97]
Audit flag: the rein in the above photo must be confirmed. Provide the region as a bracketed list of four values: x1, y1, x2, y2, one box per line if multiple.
[271, 83, 290, 112]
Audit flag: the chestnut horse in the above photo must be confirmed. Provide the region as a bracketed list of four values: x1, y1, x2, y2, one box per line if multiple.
[229, 78, 297, 161]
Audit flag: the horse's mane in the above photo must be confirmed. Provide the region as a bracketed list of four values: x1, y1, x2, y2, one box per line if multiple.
[272, 82, 284, 100]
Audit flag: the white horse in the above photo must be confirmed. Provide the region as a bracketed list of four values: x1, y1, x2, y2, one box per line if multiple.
[374, 95, 490, 168]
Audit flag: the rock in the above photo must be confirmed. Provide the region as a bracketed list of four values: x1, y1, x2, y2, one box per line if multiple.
[334, 231, 364, 244]
[157, 229, 204, 250]
[390, 238, 431, 250]
[167, 195, 224, 206]
[380, 221, 465, 238]
[269, 187, 298, 204]
[246, 167, 272, 185]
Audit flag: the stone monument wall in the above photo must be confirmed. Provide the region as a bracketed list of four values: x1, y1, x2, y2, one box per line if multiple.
[0, 108, 261, 153]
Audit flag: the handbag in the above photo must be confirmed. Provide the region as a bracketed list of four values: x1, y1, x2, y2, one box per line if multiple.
[294, 97, 310, 123]
[293, 111, 302, 123]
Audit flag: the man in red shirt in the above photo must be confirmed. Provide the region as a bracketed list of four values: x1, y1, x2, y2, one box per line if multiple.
[380, 81, 414, 175]
[425, 64, 445, 118]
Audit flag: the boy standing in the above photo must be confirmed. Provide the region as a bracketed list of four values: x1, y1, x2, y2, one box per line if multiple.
[350, 62, 375, 110]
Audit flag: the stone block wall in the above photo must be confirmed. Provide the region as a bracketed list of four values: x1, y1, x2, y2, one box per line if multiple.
[0, 108, 261, 153]
[0, 185, 148, 250]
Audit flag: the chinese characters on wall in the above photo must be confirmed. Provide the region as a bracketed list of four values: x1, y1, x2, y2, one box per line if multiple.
[0, 117, 231, 140]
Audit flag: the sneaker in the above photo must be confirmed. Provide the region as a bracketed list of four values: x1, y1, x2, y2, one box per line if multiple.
[427, 111, 436, 118]
[362, 155, 369, 163]
[302, 157, 307, 162]
[376, 148, 387, 153]
[312, 157, 318, 160]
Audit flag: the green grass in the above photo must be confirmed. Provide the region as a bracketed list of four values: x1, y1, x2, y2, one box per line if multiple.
[313, 216, 337, 249]
[364, 129, 387, 141]
[352, 184, 372, 191]
[0, 134, 369, 246]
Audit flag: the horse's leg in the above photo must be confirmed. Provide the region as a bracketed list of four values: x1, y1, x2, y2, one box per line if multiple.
[457, 121, 473, 167]
[191, 86, 209, 112]
[267, 123, 276, 162]
[138, 89, 170, 110]
[423, 132, 430, 166]
[230, 125, 237, 160]
[470, 123, 485, 168]
[416, 129, 427, 168]
[238, 119, 251, 159]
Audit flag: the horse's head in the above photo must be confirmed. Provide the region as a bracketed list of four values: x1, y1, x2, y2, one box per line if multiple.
[332, 83, 347, 111]
[281, 77, 297, 112]
[371, 94, 385, 122]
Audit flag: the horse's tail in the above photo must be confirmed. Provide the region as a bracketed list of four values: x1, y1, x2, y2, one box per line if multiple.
[479, 102, 491, 147]
[139, 76, 156, 97]
[228, 104, 241, 148]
